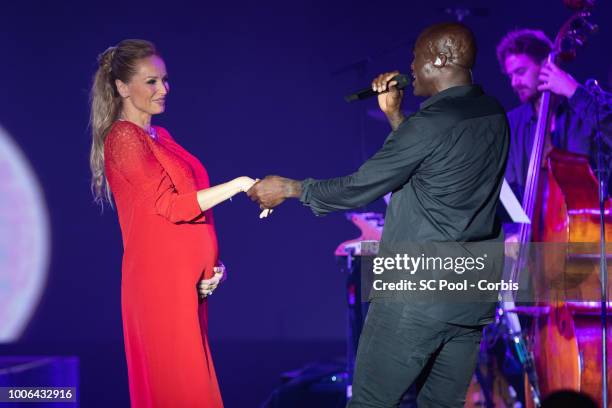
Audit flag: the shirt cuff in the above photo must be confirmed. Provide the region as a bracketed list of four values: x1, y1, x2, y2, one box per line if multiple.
[299, 178, 314, 204]
[299, 178, 327, 216]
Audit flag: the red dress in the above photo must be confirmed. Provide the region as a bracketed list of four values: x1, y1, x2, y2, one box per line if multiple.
[104, 120, 223, 408]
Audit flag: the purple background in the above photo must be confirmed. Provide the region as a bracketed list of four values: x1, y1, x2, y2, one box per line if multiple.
[0, 0, 610, 406]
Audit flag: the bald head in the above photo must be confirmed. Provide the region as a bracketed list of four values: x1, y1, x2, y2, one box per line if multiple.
[411, 22, 477, 96]
[418, 22, 477, 70]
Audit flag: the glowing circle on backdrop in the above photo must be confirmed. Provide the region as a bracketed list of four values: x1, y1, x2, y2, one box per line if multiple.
[0, 124, 50, 342]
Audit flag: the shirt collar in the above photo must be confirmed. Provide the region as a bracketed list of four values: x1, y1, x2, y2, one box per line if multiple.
[419, 84, 483, 111]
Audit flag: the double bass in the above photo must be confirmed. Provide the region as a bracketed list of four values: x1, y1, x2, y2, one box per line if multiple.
[506, 1, 612, 406]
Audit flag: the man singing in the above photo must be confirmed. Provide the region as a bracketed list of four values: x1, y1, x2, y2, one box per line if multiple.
[249, 22, 509, 407]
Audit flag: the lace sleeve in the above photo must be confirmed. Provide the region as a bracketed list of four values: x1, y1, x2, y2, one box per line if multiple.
[104, 121, 203, 223]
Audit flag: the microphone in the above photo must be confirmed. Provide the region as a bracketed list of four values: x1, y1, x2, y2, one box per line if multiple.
[344, 74, 409, 103]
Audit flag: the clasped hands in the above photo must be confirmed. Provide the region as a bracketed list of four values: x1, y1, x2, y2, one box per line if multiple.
[237, 175, 298, 218]
[232, 175, 293, 218]
[249, 175, 295, 218]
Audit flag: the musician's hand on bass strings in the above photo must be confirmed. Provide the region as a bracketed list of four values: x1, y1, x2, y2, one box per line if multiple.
[537, 61, 579, 98]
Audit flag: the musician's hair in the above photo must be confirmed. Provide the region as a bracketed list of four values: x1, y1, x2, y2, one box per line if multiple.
[496, 29, 552, 72]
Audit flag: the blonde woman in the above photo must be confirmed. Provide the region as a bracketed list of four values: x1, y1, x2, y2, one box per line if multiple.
[90, 39, 253, 407]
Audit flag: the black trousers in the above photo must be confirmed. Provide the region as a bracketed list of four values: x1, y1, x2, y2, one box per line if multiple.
[348, 301, 484, 408]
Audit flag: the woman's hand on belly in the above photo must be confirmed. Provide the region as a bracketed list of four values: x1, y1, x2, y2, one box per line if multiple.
[197, 260, 226, 299]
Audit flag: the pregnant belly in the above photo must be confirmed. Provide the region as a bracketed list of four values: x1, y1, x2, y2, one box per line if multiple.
[122, 216, 218, 283]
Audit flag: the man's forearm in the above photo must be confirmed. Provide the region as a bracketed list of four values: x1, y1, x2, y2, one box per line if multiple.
[283, 178, 303, 198]
[386, 111, 406, 131]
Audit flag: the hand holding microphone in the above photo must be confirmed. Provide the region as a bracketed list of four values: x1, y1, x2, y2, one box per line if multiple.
[344, 71, 409, 103]
[371, 71, 405, 116]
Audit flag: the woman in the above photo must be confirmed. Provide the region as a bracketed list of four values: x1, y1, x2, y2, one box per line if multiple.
[89, 39, 253, 407]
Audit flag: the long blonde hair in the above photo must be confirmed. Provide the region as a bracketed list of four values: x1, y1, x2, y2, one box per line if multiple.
[89, 39, 158, 207]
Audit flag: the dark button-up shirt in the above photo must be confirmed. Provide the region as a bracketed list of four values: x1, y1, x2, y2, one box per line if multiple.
[300, 85, 510, 325]
[505, 85, 612, 204]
